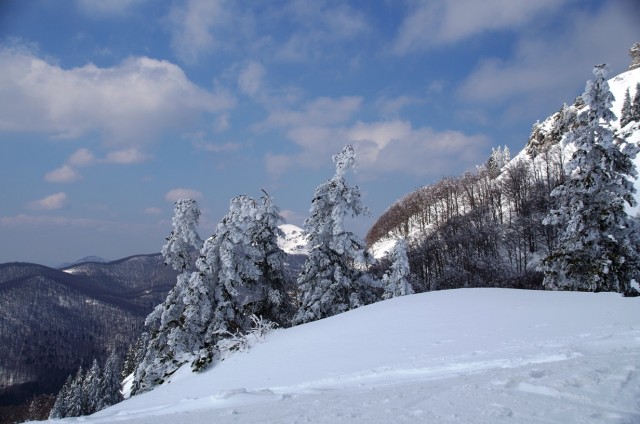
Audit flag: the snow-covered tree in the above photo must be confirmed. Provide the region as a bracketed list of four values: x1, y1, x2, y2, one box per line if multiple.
[133, 200, 207, 393]
[541, 64, 640, 294]
[487, 145, 511, 177]
[65, 367, 86, 417]
[633, 83, 640, 123]
[293, 145, 378, 325]
[161, 198, 203, 272]
[193, 193, 292, 368]
[620, 88, 633, 127]
[82, 359, 101, 415]
[49, 374, 73, 419]
[96, 350, 124, 411]
[382, 239, 413, 299]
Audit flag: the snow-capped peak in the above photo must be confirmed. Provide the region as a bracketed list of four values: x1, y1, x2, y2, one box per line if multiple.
[277, 224, 309, 255]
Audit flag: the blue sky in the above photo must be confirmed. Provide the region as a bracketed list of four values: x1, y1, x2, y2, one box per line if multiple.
[0, 0, 638, 266]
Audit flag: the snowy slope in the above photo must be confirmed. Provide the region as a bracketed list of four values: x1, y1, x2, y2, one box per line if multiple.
[277, 223, 309, 255]
[40, 289, 640, 423]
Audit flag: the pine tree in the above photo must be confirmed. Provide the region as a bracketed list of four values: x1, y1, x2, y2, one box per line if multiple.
[293, 145, 378, 325]
[65, 367, 86, 417]
[133, 200, 206, 393]
[82, 359, 101, 415]
[193, 194, 291, 368]
[96, 350, 124, 411]
[487, 145, 511, 177]
[620, 88, 633, 127]
[244, 192, 293, 326]
[49, 374, 73, 419]
[382, 239, 413, 299]
[161, 199, 203, 272]
[541, 64, 640, 294]
[633, 82, 640, 123]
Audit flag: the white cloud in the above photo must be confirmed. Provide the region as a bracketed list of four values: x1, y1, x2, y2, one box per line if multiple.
[44, 165, 82, 183]
[457, 2, 639, 120]
[168, 0, 232, 63]
[258, 96, 362, 130]
[27, 192, 69, 210]
[393, 0, 568, 54]
[238, 62, 266, 97]
[104, 148, 151, 164]
[67, 148, 96, 166]
[375, 95, 421, 117]
[0, 48, 235, 146]
[144, 207, 163, 215]
[266, 119, 488, 178]
[165, 188, 203, 203]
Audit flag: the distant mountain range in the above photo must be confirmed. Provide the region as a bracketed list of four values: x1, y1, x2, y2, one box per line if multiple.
[56, 256, 109, 269]
[0, 225, 310, 412]
[0, 254, 178, 409]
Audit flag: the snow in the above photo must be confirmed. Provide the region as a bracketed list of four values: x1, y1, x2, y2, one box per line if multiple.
[277, 224, 309, 255]
[39, 288, 640, 423]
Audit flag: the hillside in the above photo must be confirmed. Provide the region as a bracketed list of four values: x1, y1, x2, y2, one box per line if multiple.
[0, 255, 178, 410]
[34, 288, 640, 423]
[366, 66, 640, 290]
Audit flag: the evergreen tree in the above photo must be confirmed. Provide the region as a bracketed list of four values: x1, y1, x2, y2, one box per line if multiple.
[97, 350, 124, 411]
[133, 200, 206, 393]
[83, 359, 101, 415]
[487, 145, 511, 177]
[633, 82, 640, 123]
[244, 192, 293, 326]
[382, 239, 413, 299]
[161, 199, 203, 272]
[620, 88, 633, 127]
[65, 367, 86, 417]
[541, 64, 640, 294]
[293, 145, 378, 325]
[193, 194, 291, 368]
[49, 374, 73, 419]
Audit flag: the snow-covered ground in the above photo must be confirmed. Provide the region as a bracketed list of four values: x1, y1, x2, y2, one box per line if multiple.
[42, 288, 640, 424]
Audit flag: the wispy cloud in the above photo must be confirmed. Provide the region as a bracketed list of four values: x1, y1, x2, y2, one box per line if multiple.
[143, 207, 163, 215]
[27, 192, 69, 210]
[238, 61, 266, 97]
[265, 119, 488, 179]
[457, 2, 639, 121]
[0, 47, 235, 146]
[44, 165, 82, 183]
[76, 0, 147, 16]
[392, 0, 568, 55]
[258, 96, 363, 130]
[165, 188, 203, 203]
[67, 148, 96, 166]
[104, 148, 151, 164]
[168, 0, 233, 63]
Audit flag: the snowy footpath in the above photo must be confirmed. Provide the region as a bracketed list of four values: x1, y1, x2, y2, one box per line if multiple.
[45, 289, 640, 423]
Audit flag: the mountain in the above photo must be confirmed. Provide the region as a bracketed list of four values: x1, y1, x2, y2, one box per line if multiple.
[34, 289, 640, 423]
[277, 224, 309, 255]
[56, 256, 108, 269]
[0, 225, 309, 416]
[0, 255, 178, 411]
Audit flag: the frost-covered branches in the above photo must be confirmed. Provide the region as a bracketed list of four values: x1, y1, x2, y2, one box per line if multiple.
[541, 64, 640, 294]
[294, 145, 378, 325]
[382, 239, 413, 299]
